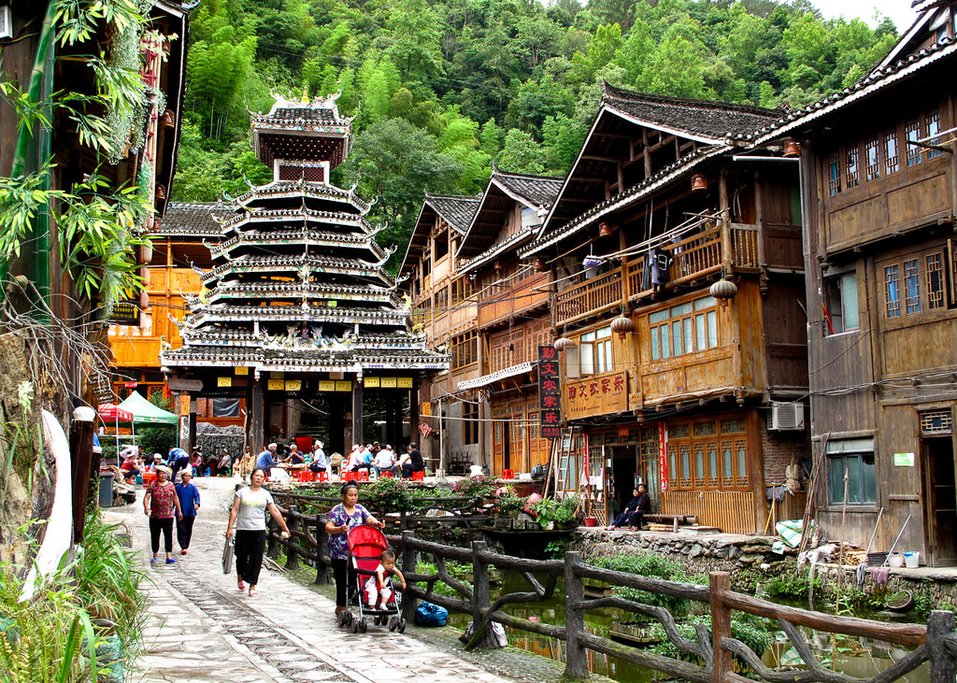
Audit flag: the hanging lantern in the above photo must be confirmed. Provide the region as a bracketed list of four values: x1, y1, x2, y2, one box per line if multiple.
[139, 289, 150, 310]
[783, 140, 801, 157]
[691, 174, 708, 192]
[161, 109, 176, 128]
[553, 336, 575, 352]
[155, 184, 167, 201]
[533, 256, 548, 273]
[140, 243, 153, 263]
[611, 314, 634, 340]
[709, 278, 738, 302]
[598, 222, 614, 238]
[494, 259, 503, 271]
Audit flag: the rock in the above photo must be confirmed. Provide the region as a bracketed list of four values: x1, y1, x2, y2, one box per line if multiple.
[688, 544, 703, 558]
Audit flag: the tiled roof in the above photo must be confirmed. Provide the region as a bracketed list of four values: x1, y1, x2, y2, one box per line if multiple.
[234, 182, 370, 214]
[162, 346, 449, 371]
[492, 170, 564, 208]
[220, 207, 372, 231]
[179, 329, 427, 350]
[203, 254, 389, 284]
[183, 304, 410, 328]
[426, 195, 481, 234]
[211, 229, 389, 263]
[753, 37, 957, 145]
[205, 281, 397, 306]
[156, 202, 223, 237]
[457, 362, 535, 390]
[601, 82, 780, 141]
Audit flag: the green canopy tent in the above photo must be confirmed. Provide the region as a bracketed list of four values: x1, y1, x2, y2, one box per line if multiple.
[117, 391, 178, 426]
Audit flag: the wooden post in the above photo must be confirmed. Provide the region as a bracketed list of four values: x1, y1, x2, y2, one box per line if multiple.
[315, 514, 330, 584]
[719, 172, 733, 274]
[401, 530, 418, 623]
[564, 551, 589, 680]
[70, 407, 95, 544]
[266, 515, 280, 560]
[250, 378, 264, 456]
[709, 572, 733, 682]
[285, 505, 299, 570]
[927, 610, 957, 683]
[470, 540, 492, 647]
[352, 379, 363, 447]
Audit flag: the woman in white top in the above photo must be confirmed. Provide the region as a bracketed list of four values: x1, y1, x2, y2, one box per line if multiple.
[225, 468, 290, 598]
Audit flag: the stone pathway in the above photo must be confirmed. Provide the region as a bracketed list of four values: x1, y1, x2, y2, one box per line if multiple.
[106, 477, 513, 683]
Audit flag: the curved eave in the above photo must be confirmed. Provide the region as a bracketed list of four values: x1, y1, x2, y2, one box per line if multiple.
[220, 208, 373, 233]
[202, 255, 390, 285]
[235, 184, 370, 215]
[205, 286, 398, 306]
[457, 228, 537, 276]
[185, 307, 409, 327]
[209, 233, 387, 261]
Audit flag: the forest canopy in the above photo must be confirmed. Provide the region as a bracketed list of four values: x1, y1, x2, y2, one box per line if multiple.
[174, 0, 899, 267]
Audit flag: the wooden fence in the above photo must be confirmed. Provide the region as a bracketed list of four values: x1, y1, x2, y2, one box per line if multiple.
[264, 505, 957, 683]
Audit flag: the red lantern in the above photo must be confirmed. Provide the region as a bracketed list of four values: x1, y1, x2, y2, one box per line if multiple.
[691, 174, 708, 192]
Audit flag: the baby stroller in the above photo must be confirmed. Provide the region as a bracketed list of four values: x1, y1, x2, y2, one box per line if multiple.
[336, 525, 406, 633]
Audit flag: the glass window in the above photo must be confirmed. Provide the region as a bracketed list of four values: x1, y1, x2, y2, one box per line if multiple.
[904, 258, 921, 314]
[824, 272, 859, 334]
[828, 153, 841, 196]
[845, 145, 860, 187]
[926, 111, 942, 159]
[577, 326, 612, 375]
[884, 131, 899, 174]
[884, 265, 901, 318]
[926, 252, 944, 310]
[826, 438, 876, 505]
[649, 297, 717, 360]
[864, 137, 880, 181]
[905, 119, 922, 166]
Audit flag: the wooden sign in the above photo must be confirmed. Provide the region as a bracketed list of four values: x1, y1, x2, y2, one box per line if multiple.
[234, 366, 249, 376]
[217, 377, 232, 388]
[397, 377, 412, 389]
[179, 394, 190, 416]
[168, 378, 202, 392]
[421, 402, 431, 416]
[284, 380, 302, 392]
[564, 371, 628, 420]
[538, 345, 562, 438]
[267, 379, 284, 391]
[335, 381, 352, 392]
[364, 377, 381, 388]
[105, 300, 140, 324]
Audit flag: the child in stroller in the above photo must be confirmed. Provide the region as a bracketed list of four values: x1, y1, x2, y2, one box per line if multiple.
[363, 549, 406, 611]
[338, 524, 408, 633]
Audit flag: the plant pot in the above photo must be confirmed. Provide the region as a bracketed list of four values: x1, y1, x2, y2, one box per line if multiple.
[583, 516, 597, 527]
[493, 516, 510, 530]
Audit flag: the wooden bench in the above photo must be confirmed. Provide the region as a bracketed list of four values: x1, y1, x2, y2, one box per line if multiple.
[643, 514, 697, 532]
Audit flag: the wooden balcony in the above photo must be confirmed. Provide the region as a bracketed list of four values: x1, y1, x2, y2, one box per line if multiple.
[555, 225, 760, 328]
[477, 271, 550, 329]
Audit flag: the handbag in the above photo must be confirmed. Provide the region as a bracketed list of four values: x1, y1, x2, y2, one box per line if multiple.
[414, 601, 448, 627]
[222, 535, 233, 574]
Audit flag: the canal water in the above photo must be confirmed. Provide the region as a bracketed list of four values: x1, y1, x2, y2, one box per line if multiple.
[447, 571, 932, 682]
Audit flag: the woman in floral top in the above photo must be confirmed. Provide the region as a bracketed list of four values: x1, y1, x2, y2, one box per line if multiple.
[324, 482, 383, 615]
[143, 465, 183, 565]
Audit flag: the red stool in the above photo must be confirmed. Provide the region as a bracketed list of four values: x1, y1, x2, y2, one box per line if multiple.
[411, 470, 425, 481]
[380, 470, 394, 479]
[318, 471, 329, 482]
[344, 471, 356, 482]
[502, 469, 514, 480]
[358, 470, 369, 481]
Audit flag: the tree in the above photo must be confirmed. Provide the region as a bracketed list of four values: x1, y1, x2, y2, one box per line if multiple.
[496, 128, 547, 175]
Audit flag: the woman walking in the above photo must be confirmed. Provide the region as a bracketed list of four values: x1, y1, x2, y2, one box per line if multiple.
[324, 482, 383, 616]
[175, 470, 201, 554]
[225, 468, 290, 598]
[143, 465, 183, 565]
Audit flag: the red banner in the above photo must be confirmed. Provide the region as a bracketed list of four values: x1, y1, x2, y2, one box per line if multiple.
[658, 422, 668, 493]
[538, 345, 562, 438]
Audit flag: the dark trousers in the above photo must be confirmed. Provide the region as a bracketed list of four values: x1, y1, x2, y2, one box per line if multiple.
[333, 557, 357, 608]
[234, 529, 266, 585]
[149, 517, 174, 554]
[176, 515, 196, 549]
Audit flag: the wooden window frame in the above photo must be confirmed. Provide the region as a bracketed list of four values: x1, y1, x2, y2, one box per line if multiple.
[666, 416, 750, 492]
[649, 296, 718, 359]
[880, 245, 952, 319]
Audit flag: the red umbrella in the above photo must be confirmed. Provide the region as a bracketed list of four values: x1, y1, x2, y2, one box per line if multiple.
[98, 403, 133, 422]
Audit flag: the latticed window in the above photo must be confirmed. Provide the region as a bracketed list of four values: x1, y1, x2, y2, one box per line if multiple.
[650, 296, 717, 360]
[926, 253, 944, 309]
[926, 110, 943, 159]
[451, 331, 477, 370]
[462, 401, 479, 445]
[667, 416, 749, 491]
[884, 265, 901, 318]
[920, 409, 953, 436]
[845, 145, 860, 187]
[828, 153, 841, 196]
[904, 258, 921, 314]
[884, 130, 899, 174]
[905, 119, 922, 166]
[864, 137, 880, 181]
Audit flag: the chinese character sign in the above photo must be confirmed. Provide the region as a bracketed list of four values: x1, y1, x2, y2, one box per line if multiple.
[538, 345, 562, 438]
[564, 371, 628, 420]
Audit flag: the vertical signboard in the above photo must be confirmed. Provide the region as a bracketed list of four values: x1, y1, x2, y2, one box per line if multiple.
[538, 345, 562, 438]
[658, 422, 668, 493]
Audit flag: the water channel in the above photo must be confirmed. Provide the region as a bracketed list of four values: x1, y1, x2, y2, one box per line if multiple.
[445, 570, 932, 682]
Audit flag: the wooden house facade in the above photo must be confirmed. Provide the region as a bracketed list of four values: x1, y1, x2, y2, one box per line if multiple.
[455, 170, 564, 477]
[758, 2, 957, 565]
[521, 84, 809, 534]
[400, 195, 481, 471]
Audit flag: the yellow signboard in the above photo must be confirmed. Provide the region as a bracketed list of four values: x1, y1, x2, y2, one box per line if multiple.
[267, 379, 284, 391]
[285, 380, 302, 392]
[421, 402, 431, 416]
[363, 377, 381, 388]
[217, 377, 232, 388]
[565, 371, 629, 420]
[397, 377, 413, 389]
[179, 394, 190, 416]
[335, 381, 353, 392]
[381, 377, 397, 388]
[318, 381, 336, 392]
[235, 366, 249, 376]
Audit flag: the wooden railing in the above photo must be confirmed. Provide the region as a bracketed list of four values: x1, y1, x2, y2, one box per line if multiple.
[394, 533, 955, 683]
[477, 272, 550, 328]
[555, 225, 760, 328]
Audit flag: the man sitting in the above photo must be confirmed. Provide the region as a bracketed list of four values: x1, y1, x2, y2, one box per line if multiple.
[373, 445, 397, 476]
[401, 443, 424, 479]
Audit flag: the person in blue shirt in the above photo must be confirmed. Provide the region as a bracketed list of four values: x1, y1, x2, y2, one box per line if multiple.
[174, 470, 201, 554]
[256, 443, 278, 472]
[167, 446, 188, 467]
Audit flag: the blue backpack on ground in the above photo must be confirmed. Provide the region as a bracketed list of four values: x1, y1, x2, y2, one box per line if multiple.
[414, 601, 449, 627]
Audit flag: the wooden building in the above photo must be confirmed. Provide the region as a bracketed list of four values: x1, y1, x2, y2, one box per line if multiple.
[400, 195, 481, 473]
[161, 96, 449, 455]
[758, 1, 957, 565]
[454, 170, 564, 477]
[520, 84, 809, 533]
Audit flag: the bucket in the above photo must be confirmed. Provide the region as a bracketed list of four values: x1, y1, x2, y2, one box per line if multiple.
[903, 551, 920, 568]
[887, 553, 905, 568]
[584, 517, 597, 527]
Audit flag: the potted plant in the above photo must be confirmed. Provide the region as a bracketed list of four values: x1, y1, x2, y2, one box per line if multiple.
[553, 495, 581, 530]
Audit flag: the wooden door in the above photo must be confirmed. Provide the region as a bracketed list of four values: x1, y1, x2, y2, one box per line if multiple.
[922, 437, 957, 566]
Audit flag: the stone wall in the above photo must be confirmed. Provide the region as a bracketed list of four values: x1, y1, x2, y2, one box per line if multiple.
[570, 528, 776, 574]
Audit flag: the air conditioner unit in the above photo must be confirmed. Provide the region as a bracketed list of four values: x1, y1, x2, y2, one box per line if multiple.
[769, 401, 805, 431]
[0, 7, 11, 40]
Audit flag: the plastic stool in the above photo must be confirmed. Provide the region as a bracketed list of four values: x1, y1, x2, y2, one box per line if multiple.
[358, 470, 369, 481]
[502, 469, 514, 480]
[343, 471, 357, 482]
[318, 471, 329, 482]
[411, 470, 425, 481]
[380, 470, 394, 478]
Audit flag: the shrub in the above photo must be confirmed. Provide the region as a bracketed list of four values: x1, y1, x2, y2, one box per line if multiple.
[591, 553, 702, 616]
[449, 475, 497, 499]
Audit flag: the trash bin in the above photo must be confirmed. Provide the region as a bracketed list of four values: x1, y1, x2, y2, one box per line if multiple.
[98, 472, 114, 508]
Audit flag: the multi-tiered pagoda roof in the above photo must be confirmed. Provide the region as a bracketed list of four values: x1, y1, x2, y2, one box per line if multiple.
[161, 95, 449, 376]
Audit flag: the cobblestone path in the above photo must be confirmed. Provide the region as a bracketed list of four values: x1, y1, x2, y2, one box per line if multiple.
[106, 477, 513, 683]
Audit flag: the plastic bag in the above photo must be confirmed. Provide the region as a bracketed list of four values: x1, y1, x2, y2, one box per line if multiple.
[414, 601, 449, 627]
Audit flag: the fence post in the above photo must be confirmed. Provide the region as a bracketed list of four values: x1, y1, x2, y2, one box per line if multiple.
[315, 514, 330, 584]
[468, 540, 494, 648]
[285, 505, 300, 570]
[401, 530, 418, 623]
[564, 551, 589, 680]
[709, 572, 732, 683]
[266, 515, 280, 560]
[928, 609, 957, 683]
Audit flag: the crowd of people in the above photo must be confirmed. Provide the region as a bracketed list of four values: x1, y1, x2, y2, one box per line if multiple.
[253, 440, 426, 481]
